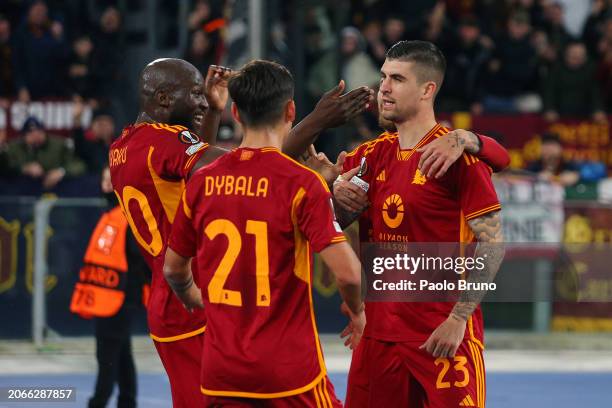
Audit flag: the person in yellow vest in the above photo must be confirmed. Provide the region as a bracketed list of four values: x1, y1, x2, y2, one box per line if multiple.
[70, 166, 151, 408]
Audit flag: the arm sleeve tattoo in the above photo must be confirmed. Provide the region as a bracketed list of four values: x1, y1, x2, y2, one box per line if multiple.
[451, 210, 505, 321]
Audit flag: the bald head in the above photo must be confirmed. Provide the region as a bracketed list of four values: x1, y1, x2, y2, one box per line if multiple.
[139, 58, 201, 106]
[137, 58, 207, 129]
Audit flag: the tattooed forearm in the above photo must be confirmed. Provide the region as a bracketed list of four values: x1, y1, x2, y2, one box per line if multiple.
[451, 210, 505, 321]
[459, 131, 482, 155]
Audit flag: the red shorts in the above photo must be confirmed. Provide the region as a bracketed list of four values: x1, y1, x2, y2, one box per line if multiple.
[153, 333, 204, 408]
[346, 336, 486, 408]
[202, 375, 342, 407]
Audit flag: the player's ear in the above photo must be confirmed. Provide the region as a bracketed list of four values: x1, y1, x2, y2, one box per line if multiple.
[156, 89, 171, 108]
[285, 100, 296, 124]
[231, 102, 242, 125]
[422, 81, 437, 101]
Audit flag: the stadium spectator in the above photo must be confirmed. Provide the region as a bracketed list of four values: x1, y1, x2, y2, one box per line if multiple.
[527, 132, 580, 186]
[597, 32, 612, 112]
[340, 27, 379, 91]
[362, 21, 387, 65]
[542, 2, 574, 53]
[0, 116, 85, 189]
[12, 0, 69, 101]
[67, 36, 97, 102]
[438, 16, 491, 113]
[510, 0, 546, 26]
[0, 15, 13, 101]
[532, 29, 558, 73]
[187, 0, 224, 64]
[305, 24, 336, 106]
[483, 12, 540, 113]
[543, 42, 605, 122]
[594, 18, 612, 58]
[582, 0, 611, 57]
[184, 30, 215, 75]
[188, 0, 212, 32]
[72, 101, 115, 175]
[91, 7, 124, 101]
[382, 17, 406, 49]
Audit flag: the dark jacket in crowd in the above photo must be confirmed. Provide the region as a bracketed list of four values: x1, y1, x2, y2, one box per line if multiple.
[2, 135, 85, 176]
[543, 62, 604, 115]
[439, 38, 490, 109]
[73, 127, 110, 175]
[486, 35, 538, 97]
[12, 23, 69, 98]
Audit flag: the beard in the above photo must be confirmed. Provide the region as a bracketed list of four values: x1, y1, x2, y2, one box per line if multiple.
[378, 113, 397, 132]
[378, 104, 418, 132]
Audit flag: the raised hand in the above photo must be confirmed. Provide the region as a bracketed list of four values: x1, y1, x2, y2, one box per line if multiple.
[333, 166, 369, 214]
[311, 80, 374, 129]
[204, 65, 233, 111]
[302, 145, 346, 186]
[417, 129, 480, 179]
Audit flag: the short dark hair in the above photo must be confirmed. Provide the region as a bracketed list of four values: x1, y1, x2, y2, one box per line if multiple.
[385, 40, 446, 88]
[228, 60, 294, 128]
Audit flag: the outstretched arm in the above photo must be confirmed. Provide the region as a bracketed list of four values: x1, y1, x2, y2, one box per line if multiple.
[282, 81, 374, 159]
[418, 130, 510, 178]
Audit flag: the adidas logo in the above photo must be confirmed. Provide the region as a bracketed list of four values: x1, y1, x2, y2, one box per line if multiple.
[459, 394, 476, 406]
[376, 170, 385, 182]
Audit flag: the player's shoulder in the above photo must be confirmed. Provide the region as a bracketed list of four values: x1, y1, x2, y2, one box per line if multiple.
[262, 148, 331, 193]
[123, 122, 206, 150]
[346, 131, 399, 159]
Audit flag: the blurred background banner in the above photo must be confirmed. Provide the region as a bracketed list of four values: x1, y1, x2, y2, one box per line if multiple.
[442, 113, 612, 170]
[0, 100, 92, 138]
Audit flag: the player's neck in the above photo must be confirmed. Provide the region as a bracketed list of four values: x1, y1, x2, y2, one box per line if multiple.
[395, 109, 437, 149]
[240, 128, 286, 150]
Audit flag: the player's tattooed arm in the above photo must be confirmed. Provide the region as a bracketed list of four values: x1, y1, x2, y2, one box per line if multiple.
[199, 65, 233, 144]
[452, 210, 505, 321]
[163, 248, 204, 312]
[333, 166, 369, 228]
[282, 81, 374, 159]
[418, 129, 510, 178]
[421, 210, 504, 358]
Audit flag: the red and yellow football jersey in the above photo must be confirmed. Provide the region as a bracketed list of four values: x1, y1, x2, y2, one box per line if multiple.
[343, 124, 501, 344]
[168, 147, 346, 398]
[109, 122, 209, 340]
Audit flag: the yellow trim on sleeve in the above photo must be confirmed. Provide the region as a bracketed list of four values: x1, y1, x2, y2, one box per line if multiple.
[181, 191, 192, 219]
[149, 325, 206, 343]
[264, 149, 331, 192]
[464, 204, 501, 221]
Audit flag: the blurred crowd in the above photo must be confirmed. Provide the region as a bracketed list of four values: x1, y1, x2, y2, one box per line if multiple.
[2, 0, 612, 192]
[302, 0, 612, 134]
[0, 0, 124, 107]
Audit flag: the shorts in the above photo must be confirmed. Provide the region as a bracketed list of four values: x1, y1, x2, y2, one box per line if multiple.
[345, 336, 486, 408]
[153, 333, 204, 408]
[202, 375, 342, 407]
